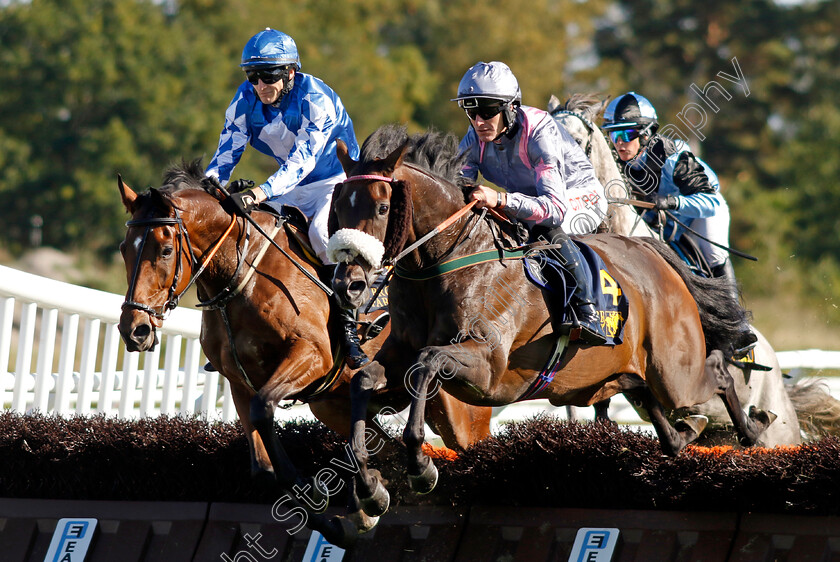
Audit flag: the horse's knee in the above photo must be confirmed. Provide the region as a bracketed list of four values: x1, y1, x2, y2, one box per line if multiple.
[351, 361, 385, 395]
[250, 393, 274, 423]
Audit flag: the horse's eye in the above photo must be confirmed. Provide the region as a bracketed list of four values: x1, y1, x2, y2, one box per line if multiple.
[119, 241, 126, 256]
[161, 247, 174, 258]
[377, 204, 389, 216]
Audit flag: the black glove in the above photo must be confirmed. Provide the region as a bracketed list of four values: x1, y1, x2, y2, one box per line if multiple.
[222, 190, 256, 217]
[228, 178, 255, 193]
[652, 194, 679, 211]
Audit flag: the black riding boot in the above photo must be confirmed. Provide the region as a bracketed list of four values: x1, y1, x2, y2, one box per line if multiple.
[336, 300, 369, 369]
[711, 259, 756, 358]
[550, 230, 607, 346]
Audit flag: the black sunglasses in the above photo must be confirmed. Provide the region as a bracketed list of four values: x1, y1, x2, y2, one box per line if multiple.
[245, 67, 286, 85]
[464, 104, 504, 121]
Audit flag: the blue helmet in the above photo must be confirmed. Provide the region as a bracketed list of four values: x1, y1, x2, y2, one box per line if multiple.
[240, 28, 301, 69]
[603, 92, 658, 134]
[451, 61, 521, 104]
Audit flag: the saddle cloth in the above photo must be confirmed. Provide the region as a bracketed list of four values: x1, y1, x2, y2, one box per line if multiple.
[523, 240, 629, 345]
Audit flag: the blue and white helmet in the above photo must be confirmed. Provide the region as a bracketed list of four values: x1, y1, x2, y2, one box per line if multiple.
[603, 92, 658, 134]
[240, 28, 301, 69]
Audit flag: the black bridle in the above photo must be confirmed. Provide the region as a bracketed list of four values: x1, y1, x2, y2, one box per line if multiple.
[121, 209, 200, 321]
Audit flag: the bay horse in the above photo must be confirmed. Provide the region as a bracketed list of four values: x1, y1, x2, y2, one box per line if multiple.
[550, 93, 840, 445]
[327, 125, 774, 527]
[116, 160, 491, 544]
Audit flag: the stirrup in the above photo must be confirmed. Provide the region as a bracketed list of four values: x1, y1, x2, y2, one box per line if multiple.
[361, 312, 390, 343]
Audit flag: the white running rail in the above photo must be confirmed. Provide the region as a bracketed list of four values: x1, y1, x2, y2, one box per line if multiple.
[0, 264, 237, 421]
[2, 264, 840, 428]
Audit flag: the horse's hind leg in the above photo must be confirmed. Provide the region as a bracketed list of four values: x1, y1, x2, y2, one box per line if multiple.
[707, 350, 777, 446]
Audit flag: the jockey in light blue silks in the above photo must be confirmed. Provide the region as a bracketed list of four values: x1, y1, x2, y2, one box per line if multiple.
[206, 28, 370, 368]
[603, 91, 756, 357]
[454, 61, 609, 345]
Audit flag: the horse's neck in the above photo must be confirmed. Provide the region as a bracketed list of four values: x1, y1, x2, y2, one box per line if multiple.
[586, 131, 655, 238]
[407, 169, 486, 265]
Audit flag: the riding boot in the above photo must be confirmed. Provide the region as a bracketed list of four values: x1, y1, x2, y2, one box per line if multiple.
[711, 259, 756, 358]
[336, 301, 369, 369]
[551, 230, 607, 346]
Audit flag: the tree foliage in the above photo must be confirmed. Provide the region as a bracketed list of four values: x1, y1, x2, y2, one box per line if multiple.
[0, 0, 837, 314]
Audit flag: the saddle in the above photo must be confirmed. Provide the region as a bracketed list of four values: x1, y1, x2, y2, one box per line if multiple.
[523, 240, 628, 345]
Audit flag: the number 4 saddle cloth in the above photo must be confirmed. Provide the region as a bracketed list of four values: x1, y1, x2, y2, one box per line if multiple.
[523, 240, 629, 346]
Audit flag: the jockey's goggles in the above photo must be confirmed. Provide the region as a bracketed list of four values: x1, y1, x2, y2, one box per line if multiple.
[459, 98, 505, 121]
[245, 66, 286, 85]
[608, 128, 641, 144]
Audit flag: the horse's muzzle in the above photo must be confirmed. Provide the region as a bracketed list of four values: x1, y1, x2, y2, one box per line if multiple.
[331, 261, 370, 309]
[118, 310, 159, 352]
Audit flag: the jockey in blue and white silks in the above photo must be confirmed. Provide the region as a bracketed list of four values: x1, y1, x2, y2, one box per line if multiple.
[453, 61, 608, 346]
[458, 105, 607, 235]
[206, 71, 359, 264]
[207, 27, 370, 369]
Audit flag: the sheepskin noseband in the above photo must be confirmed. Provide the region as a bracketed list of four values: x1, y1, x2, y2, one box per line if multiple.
[327, 228, 386, 269]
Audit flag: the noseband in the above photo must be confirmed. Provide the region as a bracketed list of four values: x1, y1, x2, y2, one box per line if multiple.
[122, 210, 199, 320]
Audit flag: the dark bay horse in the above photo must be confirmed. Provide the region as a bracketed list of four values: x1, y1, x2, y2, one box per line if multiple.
[550, 93, 840, 445]
[328, 125, 774, 526]
[116, 160, 491, 543]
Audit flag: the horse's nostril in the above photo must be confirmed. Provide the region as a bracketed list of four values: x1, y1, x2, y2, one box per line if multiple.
[348, 280, 367, 296]
[133, 324, 151, 341]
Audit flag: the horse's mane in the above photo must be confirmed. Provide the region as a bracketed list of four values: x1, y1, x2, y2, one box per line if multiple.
[161, 158, 207, 192]
[360, 124, 466, 188]
[559, 93, 608, 123]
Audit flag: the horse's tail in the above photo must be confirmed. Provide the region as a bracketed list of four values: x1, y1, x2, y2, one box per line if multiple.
[645, 238, 748, 353]
[787, 377, 840, 440]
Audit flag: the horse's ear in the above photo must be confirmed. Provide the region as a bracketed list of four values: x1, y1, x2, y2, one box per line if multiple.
[547, 94, 561, 113]
[336, 140, 357, 175]
[380, 138, 409, 176]
[118, 174, 138, 213]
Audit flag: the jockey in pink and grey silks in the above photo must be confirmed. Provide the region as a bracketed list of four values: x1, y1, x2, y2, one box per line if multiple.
[458, 105, 607, 235]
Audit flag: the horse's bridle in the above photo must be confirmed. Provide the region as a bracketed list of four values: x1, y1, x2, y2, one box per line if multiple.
[550, 109, 596, 159]
[122, 210, 199, 321]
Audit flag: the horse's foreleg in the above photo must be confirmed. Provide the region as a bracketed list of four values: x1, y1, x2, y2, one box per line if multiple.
[403, 350, 439, 495]
[349, 360, 391, 518]
[250, 394, 329, 513]
[230, 382, 272, 482]
[708, 350, 776, 446]
[625, 385, 704, 456]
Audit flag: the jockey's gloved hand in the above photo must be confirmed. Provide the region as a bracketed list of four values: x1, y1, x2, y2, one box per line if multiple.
[222, 191, 256, 216]
[652, 194, 679, 211]
[229, 178, 255, 193]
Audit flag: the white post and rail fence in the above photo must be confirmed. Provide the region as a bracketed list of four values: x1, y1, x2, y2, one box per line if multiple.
[2, 264, 840, 429]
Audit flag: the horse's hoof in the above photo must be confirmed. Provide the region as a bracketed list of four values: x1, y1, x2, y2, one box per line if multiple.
[408, 461, 439, 495]
[320, 516, 358, 549]
[675, 414, 708, 439]
[748, 406, 775, 427]
[359, 478, 390, 517]
[347, 509, 380, 534]
[298, 475, 330, 514]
